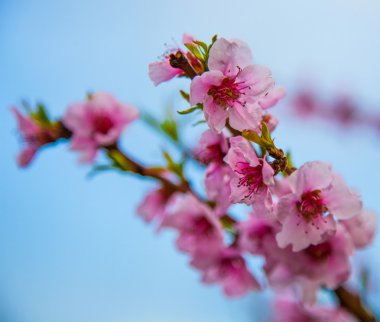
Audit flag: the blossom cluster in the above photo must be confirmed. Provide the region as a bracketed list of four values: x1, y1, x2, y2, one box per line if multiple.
[13, 34, 377, 321]
[292, 89, 380, 133]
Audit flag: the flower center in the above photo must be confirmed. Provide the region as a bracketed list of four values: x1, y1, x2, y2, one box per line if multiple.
[296, 190, 327, 222]
[205, 143, 225, 162]
[207, 70, 250, 109]
[235, 161, 264, 198]
[94, 115, 114, 135]
[219, 255, 245, 277]
[305, 242, 332, 262]
[190, 216, 215, 237]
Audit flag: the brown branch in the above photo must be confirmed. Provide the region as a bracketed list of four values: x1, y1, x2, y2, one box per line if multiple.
[334, 286, 376, 322]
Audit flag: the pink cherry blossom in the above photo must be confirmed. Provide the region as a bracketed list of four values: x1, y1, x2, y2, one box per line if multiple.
[193, 130, 229, 164]
[273, 295, 355, 322]
[276, 161, 362, 251]
[13, 107, 62, 167]
[193, 247, 261, 297]
[137, 187, 176, 223]
[224, 136, 274, 205]
[238, 206, 279, 256]
[259, 86, 286, 110]
[190, 37, 281, 133]
[161, 194, 224, 258]
[148, 34, 202, 86]
[205, 163, 232, 216]
[63, 92, 138, 163]
[265, 225, 354, 303]
[148, 60, 183, 86]
[341, 209, 377, 248]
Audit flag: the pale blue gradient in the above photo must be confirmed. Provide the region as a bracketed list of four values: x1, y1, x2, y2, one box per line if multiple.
[1, 1, 380, 321]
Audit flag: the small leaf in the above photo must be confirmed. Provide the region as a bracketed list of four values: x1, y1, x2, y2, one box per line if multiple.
[179, 90, 190, 102]
[193, 40, 208, 54]
[177, 104, 202, 115]
[242, 130, 262, 145]
[161, 118, 178, 142]
[192, 119, 207, 127]
[87, 164, 116, 179]
[184, 43, 203, 61]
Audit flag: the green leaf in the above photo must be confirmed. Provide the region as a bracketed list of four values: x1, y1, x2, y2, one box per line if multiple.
[261, 122, 272, 142]
[193, 40, 208, 55]
[179, 90, 190, 102]
[160, 118, 179, 142]
[184, 43, 203, 61]
[87, 164, 117, 179]
[30, 103, 51, 126]
[162, 150, 183, 177]
[242, 130, 262, 145]
[192, 119, 207, 127]
[177, 103, 203, 115]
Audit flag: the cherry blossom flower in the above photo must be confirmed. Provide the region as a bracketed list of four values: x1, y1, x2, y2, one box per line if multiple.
[238, 205, 279, 256]
[148, 34, 202, 86]
[193, 247, 261, 297]
[224, 136, 274, 205]
[161, 194, 224, 258]
[273, 295, 355, 322]
[137, 187, 176, 223]
[265, 225, 354, 303]
[275, 161, 362, 251]
[148, 60, 183, 86]
[340, 209, 377, 249]
[190, 37, 283, 133]
[63, 92, 138, 163]
[193, 130, 228, 164]
[13, 107, 63, 167]
[204, 163, 232, 216]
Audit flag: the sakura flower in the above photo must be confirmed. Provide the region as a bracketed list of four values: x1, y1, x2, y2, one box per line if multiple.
[238, 206, 280, 256]
[148, 34, 202, 86]
[148, 60, 183, 86]
[13, 107, 64, 167]
[190, 37, 281, 133]
[137, 186, 176, 223]
[341, 209, 377, 248]
[273, 295, 355, 322]
[193, 130, 228, 164]
[161, 194, 224, 258]
[224, 136, 274, 205]
[265, 225, 354, 303]
[193, 247, 261, 297]
[205, 163, 232, 216]
[63, 92, 138, 163]
[276, 161, 362, 251]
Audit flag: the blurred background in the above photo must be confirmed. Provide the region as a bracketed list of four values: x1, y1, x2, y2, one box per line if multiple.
[1, 0, 380, 321]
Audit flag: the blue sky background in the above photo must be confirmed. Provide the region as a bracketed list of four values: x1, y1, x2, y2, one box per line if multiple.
[1, 0, 380, 321]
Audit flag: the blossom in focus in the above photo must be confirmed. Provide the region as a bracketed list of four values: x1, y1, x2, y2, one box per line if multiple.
[273, 295, 355, 322]
[275, 161, 362, 251]
[340, 209, 377, 248]
[224, 136, 274, 205]
[190, 37, 283, 133]
[63, 92, 138, 163]
[13, 107, 64, 167]
[193, 247, 261, 297]
[161, 194, 224, 259]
